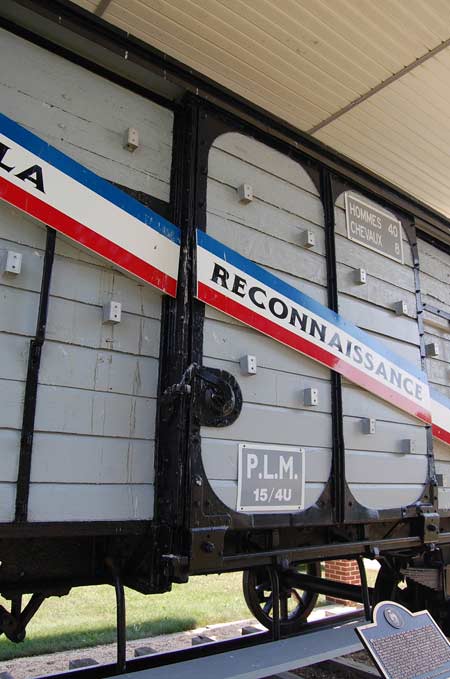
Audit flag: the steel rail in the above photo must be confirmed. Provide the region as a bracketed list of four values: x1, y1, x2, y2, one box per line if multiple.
[34, 610, 364, 679]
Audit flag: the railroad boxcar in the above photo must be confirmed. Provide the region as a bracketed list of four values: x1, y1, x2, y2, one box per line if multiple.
[2, 0, 450, 644]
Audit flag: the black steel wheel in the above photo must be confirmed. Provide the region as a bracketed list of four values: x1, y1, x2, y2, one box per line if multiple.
[243, 562, 320, 635]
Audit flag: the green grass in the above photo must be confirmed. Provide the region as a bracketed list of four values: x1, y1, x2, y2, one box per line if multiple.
[0, 573, 251, 661]
[0, 567, 379, 661]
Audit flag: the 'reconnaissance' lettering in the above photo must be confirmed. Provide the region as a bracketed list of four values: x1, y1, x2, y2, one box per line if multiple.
[209, 261, 424, 402]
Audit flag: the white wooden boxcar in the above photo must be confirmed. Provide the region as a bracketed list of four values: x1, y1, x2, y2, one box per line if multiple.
[1, 1, 450, 642]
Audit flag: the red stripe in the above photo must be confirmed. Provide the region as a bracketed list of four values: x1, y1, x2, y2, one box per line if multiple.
[432, 425, 450, 446]
[199, 283, 431, 424]
[0, 177, 177, 297]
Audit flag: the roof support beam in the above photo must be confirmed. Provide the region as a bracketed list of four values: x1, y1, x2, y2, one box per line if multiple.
[309, 37, 450, 134]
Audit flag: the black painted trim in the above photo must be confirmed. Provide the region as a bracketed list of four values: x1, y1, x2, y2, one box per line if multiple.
[321, 170, 346, 525]
[15, 228, 56, 523]
[0, 520, 150, 537]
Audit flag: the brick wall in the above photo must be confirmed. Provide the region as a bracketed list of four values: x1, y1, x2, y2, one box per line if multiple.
[324, 559, 361, 606]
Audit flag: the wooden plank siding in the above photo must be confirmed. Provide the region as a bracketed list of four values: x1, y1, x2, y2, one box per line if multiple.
[202, 131, 332, 513]
[0, 33, 173, 522]
[418, 238, 450, 509]
[335, 192, 428, 510]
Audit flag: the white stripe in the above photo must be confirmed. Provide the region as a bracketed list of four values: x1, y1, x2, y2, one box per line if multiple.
[0, 133, 179, 281]
[431, 398, 450, 433]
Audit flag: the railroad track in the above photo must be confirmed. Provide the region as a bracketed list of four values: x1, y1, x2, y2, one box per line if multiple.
[28, 610, 372, 679]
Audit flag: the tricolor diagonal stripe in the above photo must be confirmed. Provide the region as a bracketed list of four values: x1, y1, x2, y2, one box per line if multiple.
[0, 113, 180, 297]
[431, 389, 450, 447]
[196, 230, 450, 447]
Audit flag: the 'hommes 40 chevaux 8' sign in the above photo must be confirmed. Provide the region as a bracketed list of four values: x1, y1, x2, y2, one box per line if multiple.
[1, 111, 450, 449]
[345, 192, 404, 264]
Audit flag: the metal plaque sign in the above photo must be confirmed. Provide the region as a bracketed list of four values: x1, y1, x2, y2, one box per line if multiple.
[345, 192, 404, 264]
[237, 444, 305, 512]
[357, 601, 450, 679]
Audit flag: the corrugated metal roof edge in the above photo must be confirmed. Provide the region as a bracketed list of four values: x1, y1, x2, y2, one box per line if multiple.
[4, 0, 450, 243]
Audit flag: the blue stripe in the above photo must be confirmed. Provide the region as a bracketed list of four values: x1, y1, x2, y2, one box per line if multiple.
[0, 112, 180, 245]
[198, 230, 427, 383]
[431, 387, 450, 408]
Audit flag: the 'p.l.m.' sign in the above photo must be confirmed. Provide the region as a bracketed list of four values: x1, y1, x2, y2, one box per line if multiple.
[0, 113, 180, 297]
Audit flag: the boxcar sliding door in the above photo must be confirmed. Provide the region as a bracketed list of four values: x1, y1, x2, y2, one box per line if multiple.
[200, 131, 333, 523]
[334, 190, 429, 514]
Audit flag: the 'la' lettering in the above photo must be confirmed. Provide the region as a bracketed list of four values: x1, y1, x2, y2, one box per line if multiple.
[0, 143, 45, 193]
[0, 143, 14, 172]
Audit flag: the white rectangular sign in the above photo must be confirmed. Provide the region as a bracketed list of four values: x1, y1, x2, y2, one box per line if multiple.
[345, 192, 404, 264]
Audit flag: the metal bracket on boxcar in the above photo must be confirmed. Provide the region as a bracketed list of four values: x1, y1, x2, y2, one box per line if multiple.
[161, 363, 242, 427]
[419, 511, 440, 544]
[160, 364, 195, 422]
[194, 367, 243, 427]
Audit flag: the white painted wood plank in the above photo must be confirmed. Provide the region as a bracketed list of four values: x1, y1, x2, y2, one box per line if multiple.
[207, 192, 325, 258]
[34, 385, 156, 439]
[0, 379, 25, 430]
[0, 238, 44, 294]
[40, 342, 159, 398]
[0, 483, 16, 522]
[335, 232, 416, 291]
[420, 272, 450, 314]
[203, 403, 331, 447]
[339, 294, 420, 345]
[213, 133, 319, 195]
[366, 332, 421, 366]
[438, 487, 450, 510]
[31, 434, 154, 484]
[51, 255, 162, 319]
[0, 286, 40, 337]
[0, 334, 30, 383]
[46, 297, 161, 357]
[203, 318, 331, 380]
[207, 211, 326, 286]
[342, 384, 421, 426]
[343, 416, 427, 454]
[28, 483, 154, 521]
[0, 202, 46, 250]
[350, 483, 425, 510]
[424, 332, 450, 364]
[346, 450, 428, 484]
[208, 147, 322, 221]
[337, 262, 417, 317]
[0, 430, 20, 482]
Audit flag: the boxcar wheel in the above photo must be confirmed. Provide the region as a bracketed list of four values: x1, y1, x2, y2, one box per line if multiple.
[243, 562, 320, 635]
